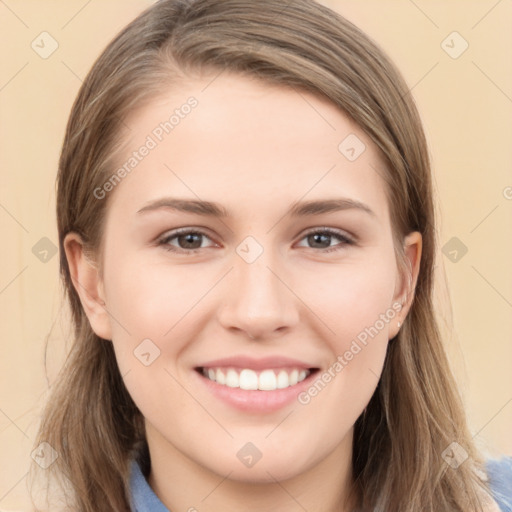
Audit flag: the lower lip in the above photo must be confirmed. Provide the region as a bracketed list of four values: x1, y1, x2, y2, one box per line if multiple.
[194, 370, 317, 413]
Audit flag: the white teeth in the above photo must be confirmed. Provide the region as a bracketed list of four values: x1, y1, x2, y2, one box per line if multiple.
[216, 368, 226, 385]
[202, 367, 311, 390]
[239, 369, 258, 390]
[225, 369, 239, 388]
[258, 369, 277, 390]
[276, 370, 289, 389]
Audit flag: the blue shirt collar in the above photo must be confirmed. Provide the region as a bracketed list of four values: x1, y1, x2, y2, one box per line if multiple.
[129, 458, 169, 512]
[485, 456, 512, 512]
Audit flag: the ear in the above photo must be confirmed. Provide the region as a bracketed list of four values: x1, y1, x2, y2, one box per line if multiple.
[63, 232, 112, 340]
[388, 231, 422, 339]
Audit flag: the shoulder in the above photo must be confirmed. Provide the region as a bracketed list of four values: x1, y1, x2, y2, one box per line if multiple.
[486, 456, 512, 512]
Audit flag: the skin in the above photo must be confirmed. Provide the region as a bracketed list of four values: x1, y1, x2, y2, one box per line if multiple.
[65, 73, 423, 512]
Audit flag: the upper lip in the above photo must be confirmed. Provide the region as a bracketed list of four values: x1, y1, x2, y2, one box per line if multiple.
[196, 356, 318, 371]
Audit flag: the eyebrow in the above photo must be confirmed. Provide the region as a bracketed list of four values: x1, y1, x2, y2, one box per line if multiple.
[136, 197, 375, 218]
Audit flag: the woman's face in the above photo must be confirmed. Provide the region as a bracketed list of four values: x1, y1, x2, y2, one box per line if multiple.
[73, 73, 420, 483]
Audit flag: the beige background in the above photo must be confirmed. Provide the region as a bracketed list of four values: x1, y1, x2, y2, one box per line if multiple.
[1, 0, 511, 509]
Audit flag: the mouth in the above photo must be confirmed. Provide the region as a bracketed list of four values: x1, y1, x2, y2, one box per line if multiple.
[193, 356, 321, 412]
[196, 366, 317, 391]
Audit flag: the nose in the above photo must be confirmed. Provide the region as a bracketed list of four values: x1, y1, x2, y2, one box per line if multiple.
[217, 249, 300, 340]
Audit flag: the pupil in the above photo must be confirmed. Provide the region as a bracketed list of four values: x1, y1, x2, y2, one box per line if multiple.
[180, 233, 201, 249]
[309, 233, 330, 248]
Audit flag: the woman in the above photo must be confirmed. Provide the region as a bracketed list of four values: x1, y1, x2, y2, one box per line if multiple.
[31, 0, 511, 510]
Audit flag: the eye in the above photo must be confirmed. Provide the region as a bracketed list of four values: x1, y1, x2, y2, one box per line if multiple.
[296, 227, 354, 253]
[158, 228, 217, 254]
[157, 226, 354, 255]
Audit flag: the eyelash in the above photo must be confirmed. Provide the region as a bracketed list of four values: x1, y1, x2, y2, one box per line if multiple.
[157, 227, 354, 255]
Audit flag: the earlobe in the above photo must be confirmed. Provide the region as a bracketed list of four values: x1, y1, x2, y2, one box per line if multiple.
[63, 233, 112, 340]
[389, 231, 422, 339]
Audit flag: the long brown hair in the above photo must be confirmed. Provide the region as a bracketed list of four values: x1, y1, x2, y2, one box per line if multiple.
[32, 0, 496, 510]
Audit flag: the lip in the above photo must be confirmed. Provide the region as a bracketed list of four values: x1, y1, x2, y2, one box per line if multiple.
[193, 355, 319, 413]
[197, 355, 315, 371]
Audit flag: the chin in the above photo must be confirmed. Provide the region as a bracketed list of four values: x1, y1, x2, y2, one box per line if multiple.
[225, 463, 302, 484]
[203, 445, 322, 485]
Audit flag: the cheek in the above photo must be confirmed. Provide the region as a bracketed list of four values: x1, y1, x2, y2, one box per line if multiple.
[103, 252, 215, 343]
[296, 253, 396, 410]
[301, 252, 398, 343]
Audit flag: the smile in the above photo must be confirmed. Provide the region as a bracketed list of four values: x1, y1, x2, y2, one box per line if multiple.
[199, 367, 311, 391]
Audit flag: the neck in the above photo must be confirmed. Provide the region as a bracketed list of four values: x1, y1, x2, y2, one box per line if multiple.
[146, 425, 357, 512]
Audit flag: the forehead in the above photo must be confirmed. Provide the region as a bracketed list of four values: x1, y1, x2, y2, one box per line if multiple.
[109, 73, 391, 223]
